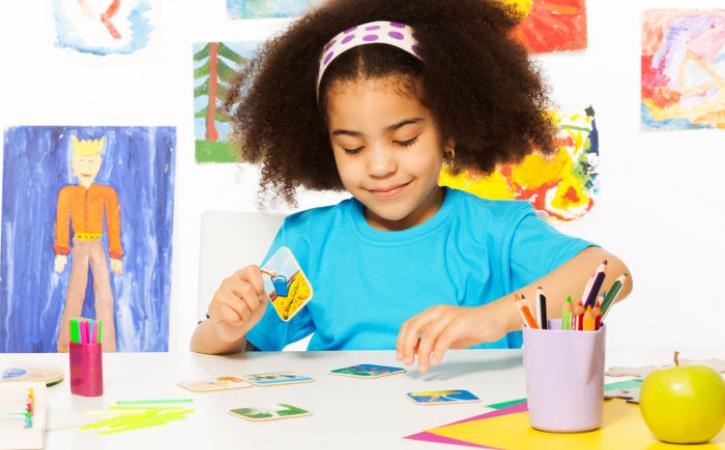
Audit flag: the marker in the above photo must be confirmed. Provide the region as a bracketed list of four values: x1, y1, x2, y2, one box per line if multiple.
[584, 260, 608, 309]
[70, 318, 80, 344]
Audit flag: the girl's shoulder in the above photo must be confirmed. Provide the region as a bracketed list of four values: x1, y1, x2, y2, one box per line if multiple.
[450, 188, 535, 225]
[282, 196, 355, 231]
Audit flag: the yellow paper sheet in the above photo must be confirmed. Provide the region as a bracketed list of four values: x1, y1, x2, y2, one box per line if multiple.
[429, 399, 725, 450]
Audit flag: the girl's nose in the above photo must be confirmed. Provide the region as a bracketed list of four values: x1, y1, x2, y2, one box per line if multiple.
[366, 145, 397, 178]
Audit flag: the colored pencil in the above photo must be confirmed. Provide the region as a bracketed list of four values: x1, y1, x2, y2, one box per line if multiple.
[574, 300, 585, 331]
[583, 260, 608, 308]
[601, 273, 628, 320]
[594, 301, 602, 330]
[561, 296, 572, 331]
[514, 294, 538, 329]
[580, 277, 594, 308]
[583, 305, 595, 331]
[539, 293, 548, 330]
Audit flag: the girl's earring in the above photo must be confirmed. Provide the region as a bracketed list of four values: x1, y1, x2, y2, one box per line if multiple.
[444, 147, 456, 162]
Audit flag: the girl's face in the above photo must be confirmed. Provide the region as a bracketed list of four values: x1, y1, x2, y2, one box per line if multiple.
[326, 76, 451, 231]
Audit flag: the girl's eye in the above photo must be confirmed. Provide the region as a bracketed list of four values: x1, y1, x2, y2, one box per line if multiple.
[395, 136, 419, 147]
[343, 146, 363, 155]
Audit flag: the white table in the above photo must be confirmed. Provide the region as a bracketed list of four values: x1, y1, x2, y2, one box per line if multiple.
[1, 347, 721, 450]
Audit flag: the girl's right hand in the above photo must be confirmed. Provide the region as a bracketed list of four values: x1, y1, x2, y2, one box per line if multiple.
[206, 265, 269, 342]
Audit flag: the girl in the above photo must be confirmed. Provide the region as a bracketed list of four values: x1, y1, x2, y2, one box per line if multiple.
[191, 0, 633, 373]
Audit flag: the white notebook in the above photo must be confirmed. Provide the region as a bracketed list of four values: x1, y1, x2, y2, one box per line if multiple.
[0, 382, 46, 450]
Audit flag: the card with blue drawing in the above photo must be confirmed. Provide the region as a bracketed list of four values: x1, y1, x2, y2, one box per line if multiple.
[243, 372, 314, 386]
[406, 389, 481, 405]
[330, 364, 407, 379]
[177, 376, 252, 392]
[229, 403, 311, 421]
[261, 247, 313, 322]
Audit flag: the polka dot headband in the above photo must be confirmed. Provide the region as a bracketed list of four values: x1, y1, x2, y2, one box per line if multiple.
[317, 20, 422, 96]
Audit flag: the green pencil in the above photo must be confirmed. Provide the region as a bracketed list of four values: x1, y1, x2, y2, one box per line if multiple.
[561, 295, 572, 330]
[97, 320, 103, 344]
[601, 274, 628, 319]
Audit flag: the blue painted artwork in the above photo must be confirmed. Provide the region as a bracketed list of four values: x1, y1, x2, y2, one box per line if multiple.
[1, 126, 176, 352]
[226, 0, 324, 19]
[53, 0, 155, 56]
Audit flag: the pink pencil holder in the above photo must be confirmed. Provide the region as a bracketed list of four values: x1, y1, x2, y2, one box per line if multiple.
[522, 319, 606, 433]
[69, 342, 104, 397]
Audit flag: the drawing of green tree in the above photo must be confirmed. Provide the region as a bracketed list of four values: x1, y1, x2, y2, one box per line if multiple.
[193, 42, 247, 163]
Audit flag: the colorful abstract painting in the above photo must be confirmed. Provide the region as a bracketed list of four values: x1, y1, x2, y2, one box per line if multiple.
[53, 0, 155, 56]
[194, 42, 260, 163]
[505, 0, 587, 53]
[641, 10, 725, 130]
[0, 126, 176, 352]
[226, 0, 324, 19]
[439, 107, 599, 223]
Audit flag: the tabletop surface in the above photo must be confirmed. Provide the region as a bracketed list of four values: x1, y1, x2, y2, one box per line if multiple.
[1, 347, 721, 450]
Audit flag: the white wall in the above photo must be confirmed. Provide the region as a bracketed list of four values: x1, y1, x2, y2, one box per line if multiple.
[0, 0, 723, 352]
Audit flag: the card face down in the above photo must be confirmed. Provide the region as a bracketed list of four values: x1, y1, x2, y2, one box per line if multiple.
[406, 389, 481, 405]
[243, 372, 314, 386]
[229, 404, 311, 421]
[330, 364, 407, 379]
[178, 376, 252, 392]
[261, 247, 314, 322]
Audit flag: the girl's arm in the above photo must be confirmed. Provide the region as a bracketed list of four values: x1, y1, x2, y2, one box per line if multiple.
[190, 265, 269, 354]
[190, 319, 249, 355]
[396, 246, 633, 373]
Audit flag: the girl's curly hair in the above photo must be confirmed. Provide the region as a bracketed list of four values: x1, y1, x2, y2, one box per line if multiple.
[226, 0, 555, 204]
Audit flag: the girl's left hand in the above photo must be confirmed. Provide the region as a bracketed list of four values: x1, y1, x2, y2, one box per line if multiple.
[395, 305, 508, 373]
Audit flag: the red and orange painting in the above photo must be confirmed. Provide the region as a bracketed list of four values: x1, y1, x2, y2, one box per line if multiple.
[506, 0, 588, 54]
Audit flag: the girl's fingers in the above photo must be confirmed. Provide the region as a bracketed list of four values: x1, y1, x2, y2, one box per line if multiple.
[238, 266, 266, 298]
[416, 316, 453, 373]
[431, 325, 461, 368]
[213, 303, 244, 326]
[398, 308, 443, 365]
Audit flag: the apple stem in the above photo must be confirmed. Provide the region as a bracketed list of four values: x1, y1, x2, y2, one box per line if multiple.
[674, 351, 679, 367]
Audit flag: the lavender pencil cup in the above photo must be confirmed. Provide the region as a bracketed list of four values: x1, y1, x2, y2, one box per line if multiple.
[69, 342, 104, 397]
[522, 319, 606, 433]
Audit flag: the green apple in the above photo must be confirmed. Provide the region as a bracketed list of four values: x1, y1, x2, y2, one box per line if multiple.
[640, 351, 725, 444]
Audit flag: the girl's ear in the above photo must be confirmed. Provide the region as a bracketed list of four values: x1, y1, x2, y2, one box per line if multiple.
[443, 138, 456, 161]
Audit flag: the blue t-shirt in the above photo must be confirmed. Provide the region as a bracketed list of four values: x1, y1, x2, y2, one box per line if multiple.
[246, 188, 594, 351]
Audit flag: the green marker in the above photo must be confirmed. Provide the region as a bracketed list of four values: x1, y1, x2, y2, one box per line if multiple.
[97, 320, 103, 344]
[70, 318, 80, 344]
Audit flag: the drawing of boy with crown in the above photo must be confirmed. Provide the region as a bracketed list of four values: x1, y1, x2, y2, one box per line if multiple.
[54, 135, 122, 352]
